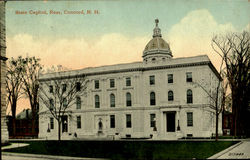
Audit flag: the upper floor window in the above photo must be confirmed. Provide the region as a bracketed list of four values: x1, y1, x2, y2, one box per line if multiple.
[110, 79, 115, 88]
[77, 116, 81, 129]
[187, 89, 193, 104]
[150, 114, 156, 128]
[76, 82, 81, 91]
[149, 75, 155, 85]
[94, 80, 99, 89]
[62, 84, 67, 93]
[126, 92, 132, 107]
[168, 74, 173, 83]
[76, 96, 81, 109]
[126, 114, 132, 128]
[50, 117, 54, 129]
[63, 98, 67, 107]
[126, 77, 131, 86]
[168, 90, 174, 101]
[110, 94, 115, 107]
[49, 85, 53, 93]
[187, 112, 193, 126]
[150, 92, 156, 106]
[186, 72, 192, 82]
[110, 115, 115, 128]
[95, 95, 100, 108]
[49, 99, 54, 110]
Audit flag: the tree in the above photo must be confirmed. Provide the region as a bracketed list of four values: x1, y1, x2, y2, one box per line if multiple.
[6, 57, 25, 136]
[21, 56, 43, 135]
[39, 71, 88, 140]
[212, 31, 250, 137]
[192, 57, 228, 141]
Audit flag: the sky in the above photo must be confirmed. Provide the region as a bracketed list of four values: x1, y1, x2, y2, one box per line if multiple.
[5, 0, 250, 114]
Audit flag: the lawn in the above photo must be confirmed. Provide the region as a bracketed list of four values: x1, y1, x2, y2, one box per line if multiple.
[4, 140, 238, 160]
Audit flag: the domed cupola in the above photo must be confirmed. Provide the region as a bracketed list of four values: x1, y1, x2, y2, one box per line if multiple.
[143, 19, 173, 63]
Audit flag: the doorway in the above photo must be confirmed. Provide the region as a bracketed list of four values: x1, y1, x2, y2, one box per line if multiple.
[61, 116, 68, 132]
[166, 112, 175, 132]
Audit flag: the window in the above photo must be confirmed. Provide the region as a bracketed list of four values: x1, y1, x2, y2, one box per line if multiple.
[126, 114, 132, 128]
[76, 82, 81, 91]
[126, 92, 132, 107]
[110, 79, 115, 88]
[76, 97, 81, 109]
[49, 99, 54, 110]
[150, 114, 156, 128]
[186, 72, 192, 82]
[149, 75, 155, 85]
[187, 89, 193, 104]
[110, 94, 115, 107]
[62, 84, 67, 93]
[77, 116, 81, 129]
[126, 77, 131, 86]
[50, 118, 54, 129]
[95, 95, 100, 108]
[63, 98, 67, 107]
[168, 90, 174, 101]
[187, 112, 193, 126]
[150, 92, 156, 105]
[168, 74, 173, 83]
[110, 115, 115, 128]
[94, 80, 99, 89]
[49, 85, 53, 93]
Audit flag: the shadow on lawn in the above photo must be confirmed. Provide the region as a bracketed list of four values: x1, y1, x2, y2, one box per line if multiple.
[4, 140, 238, 160]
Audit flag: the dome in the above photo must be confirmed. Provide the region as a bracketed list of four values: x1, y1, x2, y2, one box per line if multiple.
[143, 19, 172, 61]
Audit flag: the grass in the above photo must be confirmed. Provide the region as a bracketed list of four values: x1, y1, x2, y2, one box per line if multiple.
[4, 140, 238, 160]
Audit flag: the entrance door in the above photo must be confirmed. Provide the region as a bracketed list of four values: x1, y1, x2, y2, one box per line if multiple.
[61, 116, 68, 132]
[166, 112, 175, 132]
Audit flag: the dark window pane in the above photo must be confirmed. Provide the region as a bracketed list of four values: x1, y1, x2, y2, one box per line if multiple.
[187, 112, 193, 126]
[76, 82, 81, 91]
[150, 92, 156, 105]
[126, 77, 131, 86]
[126, 114, 132, 128]
[110, 115, 115, 128]
[50, 118, 54, 129]
[186, 72, 192, 82]
[110, 94, 115, 107]
[168, 91, 174, 101]
[77, 116, 81, 129]
[150, 75, 155, 85]
[187, 89, 193, 104]
[126, 92, 132, 106]
[110, 79, 115, 88]
[168, 74, 173, 83]
[150, 114, 156, 128]
[95, 80, 99, 89]
[95, 95, 100, 108]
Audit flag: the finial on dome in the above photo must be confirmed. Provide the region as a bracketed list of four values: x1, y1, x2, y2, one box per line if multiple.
[155, 19, 159, 27]
[153, 18, 161, 38]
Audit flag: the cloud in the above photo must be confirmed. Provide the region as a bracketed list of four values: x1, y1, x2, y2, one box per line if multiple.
[7, 33, 148, 70]
[167, 9, 236, 69]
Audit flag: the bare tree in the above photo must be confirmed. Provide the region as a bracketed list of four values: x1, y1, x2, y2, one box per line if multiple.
[212, 31, 250, 137]
[21, 56, 43, 135]
[6, 57, 25, 136]
[39, 72, 88, 140]
[192, 57, 228, 141]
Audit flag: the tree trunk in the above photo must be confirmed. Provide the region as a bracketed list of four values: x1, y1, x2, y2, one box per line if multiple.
[215, 112, 219, 141]
[58, 120, 61, 141]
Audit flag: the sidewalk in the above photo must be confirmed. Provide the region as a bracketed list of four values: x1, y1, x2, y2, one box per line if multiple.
[1, 143, 108, 160]
[2, 152, 108, 160]
[208, 139, 250, 159]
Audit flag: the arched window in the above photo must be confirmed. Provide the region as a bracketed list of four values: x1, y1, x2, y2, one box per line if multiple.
[187, 89, 193, 104]
[126, 92, 132, 106]
[76, 96, 81, 109]
[95, 95, 100, 108]
[110, 94, 115, 107]
[168, 90, 174, 101]
[150, 92, 156, 106]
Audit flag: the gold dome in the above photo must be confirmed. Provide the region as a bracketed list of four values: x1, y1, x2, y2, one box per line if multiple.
[143, 19, 172, 59]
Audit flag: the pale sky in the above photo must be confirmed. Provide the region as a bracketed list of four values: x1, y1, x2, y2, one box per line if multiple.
[5, 0, 250, 114]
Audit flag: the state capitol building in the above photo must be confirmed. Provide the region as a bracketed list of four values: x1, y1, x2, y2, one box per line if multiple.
[38, 19, 222, 140]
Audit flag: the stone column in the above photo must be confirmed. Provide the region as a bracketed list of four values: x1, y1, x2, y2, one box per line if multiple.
[1, 0, 9, 144]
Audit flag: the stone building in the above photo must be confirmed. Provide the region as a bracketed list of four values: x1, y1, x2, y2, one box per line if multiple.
[0, 0, 9, 143]
[39, 19, 222, 140]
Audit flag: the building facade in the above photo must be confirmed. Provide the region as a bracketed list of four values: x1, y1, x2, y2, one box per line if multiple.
[39, 19, 222, 140]
[1, 0, 9, 143]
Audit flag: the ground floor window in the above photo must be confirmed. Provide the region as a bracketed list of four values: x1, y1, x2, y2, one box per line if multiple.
[150, 114, 156, 128]
[110, 115, 115, 128]
[126, 114, 132, 128]
[50, 117, 54, 129]
[187, 112, 193, 126]
[77, 116, 81, 129]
